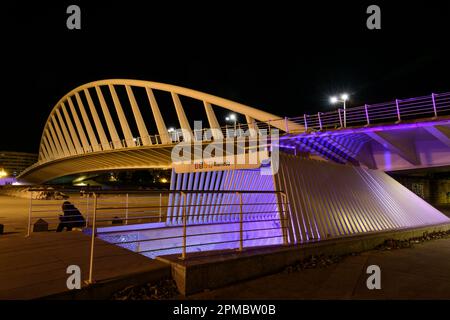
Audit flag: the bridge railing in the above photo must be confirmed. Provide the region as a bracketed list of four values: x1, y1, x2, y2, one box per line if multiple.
[30, 92, 450, 168]
[288, 92, 450, 132]
[25, 189, 291, 285]
[30, 123, 277, 167]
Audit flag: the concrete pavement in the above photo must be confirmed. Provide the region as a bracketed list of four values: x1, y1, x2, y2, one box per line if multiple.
[0, 231, 170, 299]
[190, 237, 450, 299]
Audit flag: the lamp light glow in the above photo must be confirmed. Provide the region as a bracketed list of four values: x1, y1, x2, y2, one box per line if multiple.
[0, 168, 7, 178]
[341, 93, 349, 100]
[330, 96, 338, 104]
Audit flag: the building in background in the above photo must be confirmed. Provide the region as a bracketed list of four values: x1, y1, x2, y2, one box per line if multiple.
[0, 151, 38, 185]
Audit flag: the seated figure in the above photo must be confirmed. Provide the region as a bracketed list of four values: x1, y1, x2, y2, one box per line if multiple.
[56, 201, 86, 232]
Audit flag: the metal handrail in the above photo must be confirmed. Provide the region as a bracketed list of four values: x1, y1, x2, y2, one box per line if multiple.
[26, 189, 291, 284]
[29, 91, 450, 169]
[85, 190, 290, 283]
[291, 92, 450, 131]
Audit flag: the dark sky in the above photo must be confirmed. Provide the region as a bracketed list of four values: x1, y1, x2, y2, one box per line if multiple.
[1, 1, 449, 153]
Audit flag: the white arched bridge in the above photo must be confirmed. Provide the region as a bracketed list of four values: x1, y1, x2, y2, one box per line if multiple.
[19, 79, 450, 183]
[20, 79, 450, 261]
[19, 79, 303, 183]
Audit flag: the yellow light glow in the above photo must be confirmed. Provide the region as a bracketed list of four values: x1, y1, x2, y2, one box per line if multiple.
[74, 182, 87, 186]
[0, 168, 8, 178]
[73, 176, 87, 183]
[160, 178, 168, 183]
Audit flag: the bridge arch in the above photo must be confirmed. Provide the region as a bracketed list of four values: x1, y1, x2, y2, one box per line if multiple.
[37, 79, 302, 164]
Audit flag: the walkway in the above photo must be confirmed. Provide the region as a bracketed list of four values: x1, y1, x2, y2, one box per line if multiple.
[190, 237, 450, 299]
[0, 231, 170, 299]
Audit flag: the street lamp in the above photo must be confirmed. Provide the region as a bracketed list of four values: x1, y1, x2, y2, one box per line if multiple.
[168, 127, 176, 141]
[330, 93, 349, 127]
[0, 168, 8, 179]
[225, 113, 237, 133]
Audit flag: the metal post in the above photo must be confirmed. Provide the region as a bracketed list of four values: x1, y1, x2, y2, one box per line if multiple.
[26, 191, 33, 237]
[343, 100, 347, 127]
[281, 193, 288, 245]
[238, 192, 244, 252]
[365, 104, 370, 125]
[303, 114, 308, 131]
[318, 112, 323, 131]
[85, 193, 89, 228]
[125, 193, 129, 225]
[136, 232, 140, 253]
[338, 109, 343, 128]
[396, 99, 401, 122]
[159, 192, 162, 222]
[284, 116, 289, 133]
[432, 93, 437, 118]
[87, 193, 97, 285]
[180, 192, 187, 260]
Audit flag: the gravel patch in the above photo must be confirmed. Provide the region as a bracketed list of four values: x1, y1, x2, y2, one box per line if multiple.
[375, 230, 450, 251]
[283, 253, 348, 273]
[110, 278, 179, 300]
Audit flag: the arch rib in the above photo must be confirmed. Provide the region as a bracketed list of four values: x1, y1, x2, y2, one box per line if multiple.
[84, 88, 110, 150]
[55, 108, 76, 155]
[109, 85, 135, 148]
[126, 85, 151, 146]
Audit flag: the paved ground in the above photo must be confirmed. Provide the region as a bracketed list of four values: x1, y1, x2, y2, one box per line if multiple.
[0, 231, 170, 299]
[190, 237, 450, 299]
[2, 194, 450, 299]
[0, 195, 30, 235]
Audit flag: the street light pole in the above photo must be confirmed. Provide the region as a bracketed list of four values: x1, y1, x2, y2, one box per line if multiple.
[226, 114, 237, 137]
[330, 93, 349, 128]
[343, 98, 346, 128]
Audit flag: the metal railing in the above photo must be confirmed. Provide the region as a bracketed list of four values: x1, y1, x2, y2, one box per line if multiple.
[25, 189, 166, 236]
[289, 92, 450, 132]
[29, 92, 450, 168]
[26, 189, 291, 284]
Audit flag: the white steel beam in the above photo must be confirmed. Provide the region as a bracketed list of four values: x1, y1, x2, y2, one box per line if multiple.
[125, 85, 151, 146]
[109, 85, 135, 148]
[55, 108, 76, 155]
[171, 92, 193, 142]
[47, 122, 64, 156]
[95, 86, 122, 149]
[51, 115, 70, 156]
[61, 102, 83, 154]
[204, 102, 223, 140]
[67, 96, 91, 152]
[75, 92, 100, 152]
[145, 87, 170, 144]
[44, 128, 58, 157]
[84, 89, 110, 150]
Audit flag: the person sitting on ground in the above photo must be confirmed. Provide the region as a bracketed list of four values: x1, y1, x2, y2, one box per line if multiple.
[56, 201, 86, 232]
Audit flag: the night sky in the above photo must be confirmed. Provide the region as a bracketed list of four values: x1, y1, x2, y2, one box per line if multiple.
[1, 1, 449, 153]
